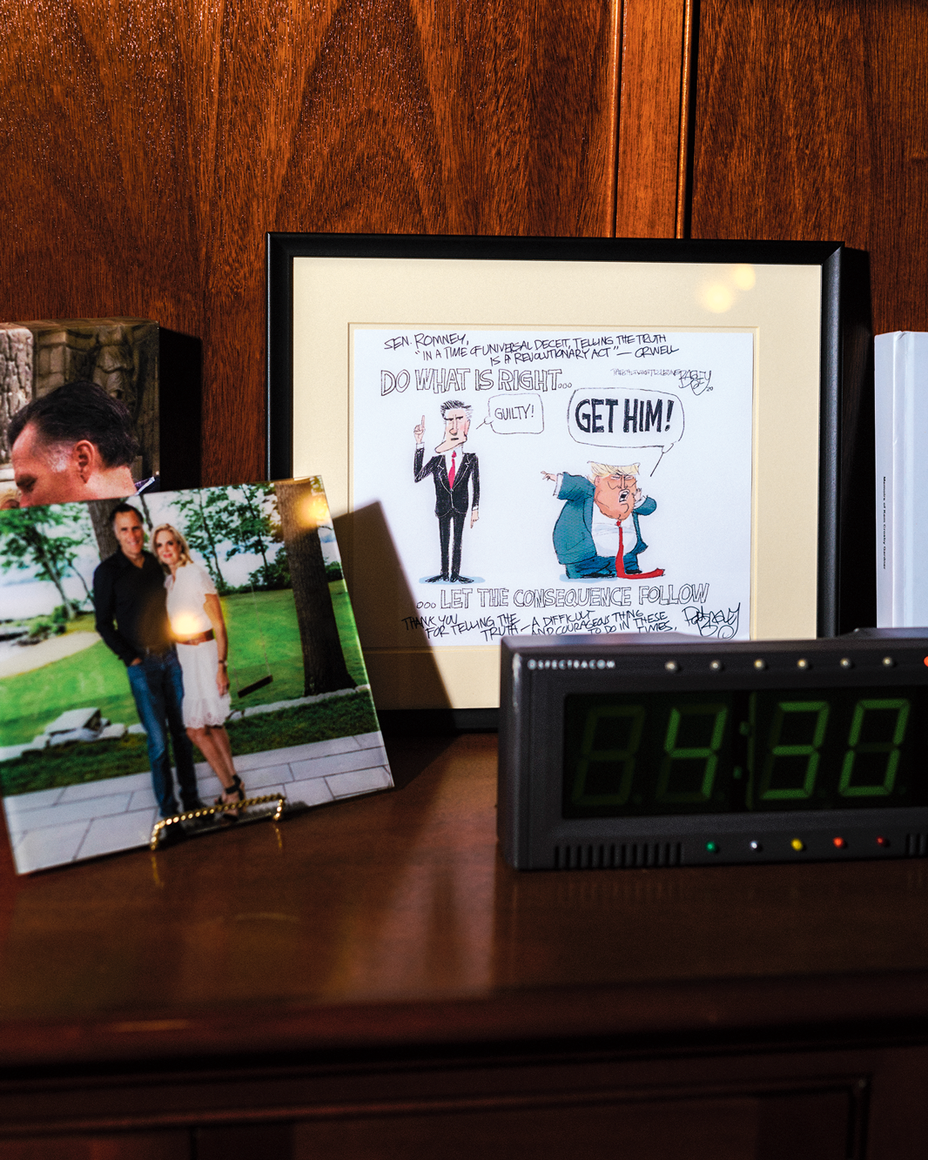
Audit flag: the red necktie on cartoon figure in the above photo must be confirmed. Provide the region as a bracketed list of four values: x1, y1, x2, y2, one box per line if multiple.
[448, 450, 456, 489]
[615, 520, 664, 579]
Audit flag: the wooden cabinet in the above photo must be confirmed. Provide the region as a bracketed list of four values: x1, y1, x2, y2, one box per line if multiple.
[1, 2, 928, 1151]
[0, 1136, 188, 1159]
[0, 735, 926, 1156]
[1, 2, 926, 486]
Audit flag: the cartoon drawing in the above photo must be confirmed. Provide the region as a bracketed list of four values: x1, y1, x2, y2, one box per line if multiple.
[542, 462, 664, 580]
[414, 399, 480, 583]
[353, 324, 754, 650]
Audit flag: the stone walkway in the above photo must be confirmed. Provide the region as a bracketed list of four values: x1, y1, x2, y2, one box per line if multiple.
[2, 730, 392, 874]
[0, 630, 100, 678]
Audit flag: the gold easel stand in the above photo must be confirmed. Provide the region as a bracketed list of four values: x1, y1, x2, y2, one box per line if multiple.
[150, 793, 288, 851]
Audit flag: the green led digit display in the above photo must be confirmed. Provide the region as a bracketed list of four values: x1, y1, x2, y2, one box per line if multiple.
[757, 700, 829, 800]
[655, 703, 728, 804]
[570, 704, 644, 808]
[837, 698, 909, 797]
[563, 686, 928, 819]
[747, 690, 920, 812]
[564, 692, 734, 818]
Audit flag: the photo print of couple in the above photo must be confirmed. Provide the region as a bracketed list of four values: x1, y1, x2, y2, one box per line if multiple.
[0, 477, 392, 873]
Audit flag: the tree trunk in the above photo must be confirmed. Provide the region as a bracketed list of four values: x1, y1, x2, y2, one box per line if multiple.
[30, 529, 75, 618]
[195, 490, 227, 591]
[87, 500, 120, 561]
[68, 561, 93, 603]
[276, 480, 356, 696]
[242, 485, 272, 584]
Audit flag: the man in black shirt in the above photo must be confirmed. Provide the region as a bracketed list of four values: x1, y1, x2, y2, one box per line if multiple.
[93, 504, 202, 818]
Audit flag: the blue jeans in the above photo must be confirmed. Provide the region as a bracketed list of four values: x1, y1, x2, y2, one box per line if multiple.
[127, 650, 199, 817]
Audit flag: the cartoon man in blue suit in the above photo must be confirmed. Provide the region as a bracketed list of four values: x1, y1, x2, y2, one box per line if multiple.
[414, 399, 480, 582]
[542, 462, 663, 579]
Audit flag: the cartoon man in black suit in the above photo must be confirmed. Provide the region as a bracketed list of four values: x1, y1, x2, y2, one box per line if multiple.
[414, 399, 480, 583]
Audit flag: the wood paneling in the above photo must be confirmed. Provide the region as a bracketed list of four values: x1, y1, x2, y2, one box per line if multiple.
[0, 0, 619, 485]
[614, 0, 694, 237]
[2, 0, 926, 498]
[685, 0, 928, 630]
[689, 0, 928, 337]
[6, 8, 928, 1152]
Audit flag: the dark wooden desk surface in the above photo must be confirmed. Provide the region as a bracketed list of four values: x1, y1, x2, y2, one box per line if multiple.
[1, 731, 927, 1068]
[2, 732, 928, 1157]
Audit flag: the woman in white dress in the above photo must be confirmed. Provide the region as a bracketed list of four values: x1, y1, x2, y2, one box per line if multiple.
[152, 524, 245, 814]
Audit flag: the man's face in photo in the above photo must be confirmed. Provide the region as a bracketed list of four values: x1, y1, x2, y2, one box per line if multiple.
[10, 423, 80, 508]
[113, 510, 145, 562]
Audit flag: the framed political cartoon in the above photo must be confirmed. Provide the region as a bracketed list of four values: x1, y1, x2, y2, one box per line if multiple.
[267, 235, 850, 713]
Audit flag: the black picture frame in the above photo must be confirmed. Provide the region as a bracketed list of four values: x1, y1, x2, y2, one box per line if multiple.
[266, 233, 864, 715]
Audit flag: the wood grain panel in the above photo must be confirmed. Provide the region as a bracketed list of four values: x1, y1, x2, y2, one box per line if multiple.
[291, 1090, 853, 1160]
[689, 0, 928, 336]
[1, 733, 928, 1069]
[614, 0, 692, 237]
[0, 0, 619, 484]
[0, 733, 925, 1151]
[0, 1134, 188, 1160]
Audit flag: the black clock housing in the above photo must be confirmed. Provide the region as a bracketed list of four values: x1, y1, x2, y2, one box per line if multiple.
[498, 630, 928, 869]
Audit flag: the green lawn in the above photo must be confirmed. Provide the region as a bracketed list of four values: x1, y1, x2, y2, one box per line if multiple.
[0, 580, 378, 794]
[0, 691, 380, 795]
[0, 585, 369, 748]
[0, 632, 131, 748]
[223, 588, 305, 705]
[329, 578, 370, 686]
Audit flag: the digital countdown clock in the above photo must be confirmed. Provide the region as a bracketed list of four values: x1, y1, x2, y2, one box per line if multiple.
[498, 630, 928, 869]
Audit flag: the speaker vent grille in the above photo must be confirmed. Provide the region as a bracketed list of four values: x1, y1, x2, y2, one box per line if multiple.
[906, 832, 928, 856]
[552, 841, 682, 870]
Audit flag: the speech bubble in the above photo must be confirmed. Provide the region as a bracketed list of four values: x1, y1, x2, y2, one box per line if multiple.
[477, 392, 545, 435]
[568, 387, 684, 451]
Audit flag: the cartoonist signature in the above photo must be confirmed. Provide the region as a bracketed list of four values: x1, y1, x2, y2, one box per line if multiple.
[682, 602, 740, 639]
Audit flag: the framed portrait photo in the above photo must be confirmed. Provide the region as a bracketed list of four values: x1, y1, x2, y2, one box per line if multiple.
[267, 235, 853, 713]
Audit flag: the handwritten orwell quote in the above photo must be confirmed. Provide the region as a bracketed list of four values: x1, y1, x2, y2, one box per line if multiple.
[351, 326, 755, 647]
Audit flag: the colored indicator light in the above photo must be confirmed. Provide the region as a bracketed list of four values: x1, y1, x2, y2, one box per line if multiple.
[749, 840, 762, 852]
[706, 841, 719, 854]
[791, 838, 805, 852]
[832, 837, 847, 849]
[877, 836, 890, 847]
